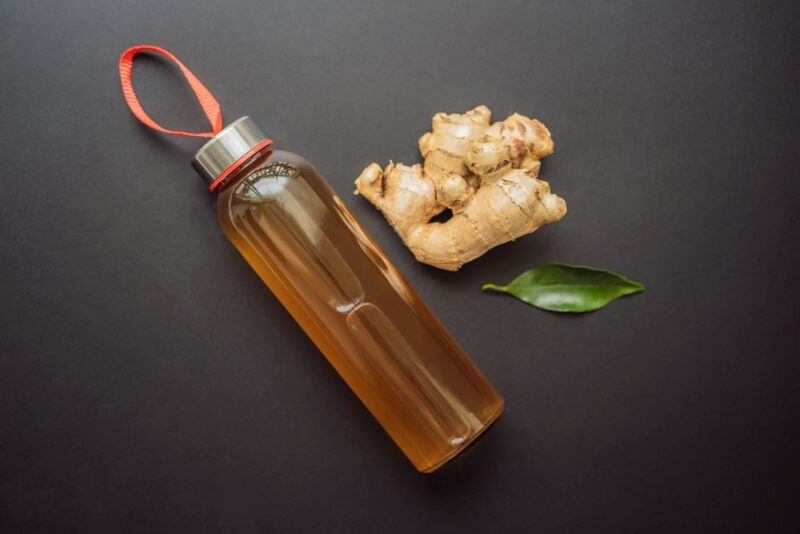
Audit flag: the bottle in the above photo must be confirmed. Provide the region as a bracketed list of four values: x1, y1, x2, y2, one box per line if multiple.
[119, 47, 503, 472]
[195, 118, 503, 472]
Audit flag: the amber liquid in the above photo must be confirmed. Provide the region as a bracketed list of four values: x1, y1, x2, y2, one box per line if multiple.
[217, 150, 503, 472]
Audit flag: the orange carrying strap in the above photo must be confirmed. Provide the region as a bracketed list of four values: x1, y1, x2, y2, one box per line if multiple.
[119, 45, 274, 191]
[119, 45, 223, 138]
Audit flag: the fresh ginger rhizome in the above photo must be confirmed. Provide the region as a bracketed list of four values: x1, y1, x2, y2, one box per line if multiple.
[355, 106, 567, 271]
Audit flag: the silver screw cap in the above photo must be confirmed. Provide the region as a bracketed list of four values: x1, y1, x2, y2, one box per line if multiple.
[192, 116, 269, 187]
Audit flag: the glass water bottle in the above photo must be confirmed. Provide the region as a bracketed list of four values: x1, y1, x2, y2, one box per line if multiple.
[194, 117, 504, 472]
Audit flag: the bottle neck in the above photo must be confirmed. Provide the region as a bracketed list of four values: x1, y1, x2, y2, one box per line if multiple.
[212, 146, 275, 194]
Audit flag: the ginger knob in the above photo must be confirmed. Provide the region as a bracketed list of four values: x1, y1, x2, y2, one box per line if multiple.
[436, 174, 474, 211]
[465, 135, 511, 177]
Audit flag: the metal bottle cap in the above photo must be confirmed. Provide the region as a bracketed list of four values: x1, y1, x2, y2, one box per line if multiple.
[192, 116, 268, 187]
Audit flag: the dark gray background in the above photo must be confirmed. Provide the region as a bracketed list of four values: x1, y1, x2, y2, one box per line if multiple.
[1, 1, 798, 532]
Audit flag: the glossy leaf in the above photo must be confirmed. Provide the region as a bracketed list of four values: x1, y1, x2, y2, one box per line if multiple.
[482, 263, 644, 313]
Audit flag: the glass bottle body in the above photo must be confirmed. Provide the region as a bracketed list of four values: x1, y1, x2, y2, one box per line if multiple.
[217, 149, 503, 472]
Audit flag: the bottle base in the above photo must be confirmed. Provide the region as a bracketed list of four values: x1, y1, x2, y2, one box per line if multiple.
[418, 400, 505, 473]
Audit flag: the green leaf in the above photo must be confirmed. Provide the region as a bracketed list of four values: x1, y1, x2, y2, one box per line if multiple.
[482, 263, 645, 313]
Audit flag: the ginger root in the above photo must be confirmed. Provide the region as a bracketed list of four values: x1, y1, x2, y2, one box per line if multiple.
[354, 106, 566, 271]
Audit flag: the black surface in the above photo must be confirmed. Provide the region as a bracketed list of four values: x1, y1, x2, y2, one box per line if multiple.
[1, 1, 799, 532]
